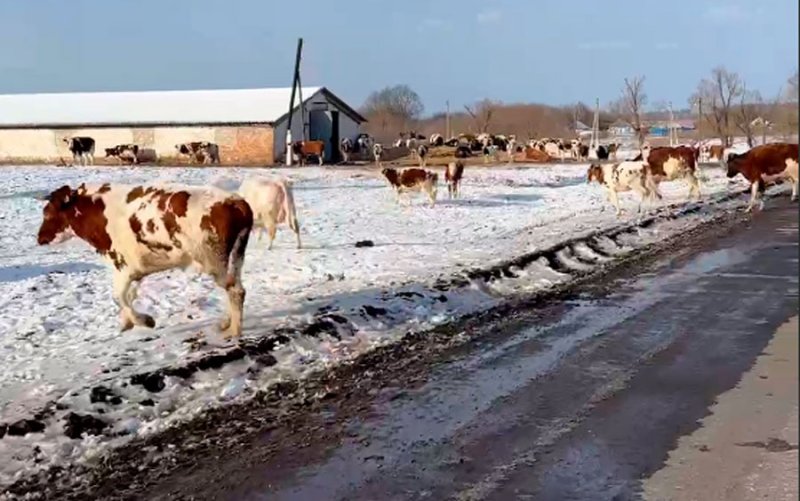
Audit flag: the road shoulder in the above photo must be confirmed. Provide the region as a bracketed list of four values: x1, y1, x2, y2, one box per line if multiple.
[644, 316, 799, 501]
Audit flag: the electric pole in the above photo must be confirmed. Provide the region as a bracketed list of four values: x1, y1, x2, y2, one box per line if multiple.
[445, 100, 451, 139]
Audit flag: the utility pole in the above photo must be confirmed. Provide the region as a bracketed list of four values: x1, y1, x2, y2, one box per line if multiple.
[697, 96, 703, 142]
[589, 97, 600, 158]
[668, 101, 677, 146]
[445, 100, 451, 139]
[286, 38, 303, 166]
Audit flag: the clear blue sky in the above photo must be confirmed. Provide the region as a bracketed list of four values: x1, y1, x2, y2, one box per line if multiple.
[0, 0, 796, 114]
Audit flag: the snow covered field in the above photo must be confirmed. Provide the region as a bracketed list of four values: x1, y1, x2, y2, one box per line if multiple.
[0, 161, 762, 486]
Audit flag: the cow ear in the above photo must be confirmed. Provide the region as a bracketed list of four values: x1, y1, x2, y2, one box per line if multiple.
[47, 185, 75, 208]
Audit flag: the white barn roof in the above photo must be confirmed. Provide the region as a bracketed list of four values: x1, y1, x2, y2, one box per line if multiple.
[0, 86, 365, 128]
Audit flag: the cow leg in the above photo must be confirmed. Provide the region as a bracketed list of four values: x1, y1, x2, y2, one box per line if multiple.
[687, 172, 701, 200]
[267, 224, 277, 250]
[113, 271, 136, 331]
[746, 181, 760, 213]
[113, 271, 155, 331]
[608, 190, 622, 217]
[213, 269, 245, 339]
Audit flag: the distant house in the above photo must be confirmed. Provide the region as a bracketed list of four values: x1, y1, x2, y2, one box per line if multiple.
[574, 120, 592, 138]
[608, 119, 634, 137]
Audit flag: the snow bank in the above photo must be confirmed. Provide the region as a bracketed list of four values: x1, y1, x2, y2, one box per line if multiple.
[0, 162, 772, 487]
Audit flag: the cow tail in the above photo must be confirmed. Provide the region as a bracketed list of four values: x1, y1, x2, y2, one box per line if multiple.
[226, 226, 250, 288]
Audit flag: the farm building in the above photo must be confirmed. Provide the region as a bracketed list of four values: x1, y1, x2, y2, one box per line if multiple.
[0, 86, 366, 166]
[607, 119, 635, 137]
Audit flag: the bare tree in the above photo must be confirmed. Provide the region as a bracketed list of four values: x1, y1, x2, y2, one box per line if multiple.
[361, 85, 424, 140]
[464, 99, 500, 133]
[692, 66, 743, 147]
[617, 76, 648, 147]
[787, 70, 799, 103]
[734, 86, 763, 148]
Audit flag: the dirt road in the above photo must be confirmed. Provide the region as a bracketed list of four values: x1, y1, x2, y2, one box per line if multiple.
[130, 202, 797, 501]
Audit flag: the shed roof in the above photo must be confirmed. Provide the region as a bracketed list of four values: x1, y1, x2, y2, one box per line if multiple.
[0, 86, 366, 128]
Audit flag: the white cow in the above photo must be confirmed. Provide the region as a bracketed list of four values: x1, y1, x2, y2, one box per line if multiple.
[239, 178, 301, 250]
[587, 161, 660, 216]
[373, 143, 384, 165]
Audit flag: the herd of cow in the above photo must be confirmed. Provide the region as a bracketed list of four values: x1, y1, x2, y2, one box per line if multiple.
[34, 139, 797, 342]
[335, 132, 623, 167]
[61, 136, 222, 166]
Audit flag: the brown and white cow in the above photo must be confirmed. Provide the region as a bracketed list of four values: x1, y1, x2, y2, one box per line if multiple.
[445, 161, 465, 199]
[725, 143, 799, 212]
[587, 161, 660, 216]
[381, 167, 438, 207]
[291, 140, 325, 166]
[36, 183, 253, 339]
[708, 145, 725, 162]
[238, 178, 301, 250]
[105, 144, 139, 165]
[175, 142, 221, 165]
[637, 145, 701, 200]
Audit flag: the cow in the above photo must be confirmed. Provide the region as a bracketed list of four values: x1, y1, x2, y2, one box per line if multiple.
[36, 183, 253, 339]
[637, 145, 701, 200]
[373, 143, 384, 165]
[708, 145, 725, 162]
[444, 137, 460, 147]
[340, 137, 354, 164]
[291, 140, 325, 166]
[724, 143, 799, 212]
[175, 142, 220, 165]
[429, 133, 444, 147]
[239, 178, 301, 250]
[587, 161, 660, 216]
[63, 137, 95, 166]
[507, 136, 518, 163]
[454, 145, 471, 158]
[105, 144, 140, 165]
[381, 167, 438, 207]
[445, 161, 465, 199]
[417, 144, 429, 167]
[607, 143, 620, 161]
[544, 142, 561, 160]
[356, 133, 373, 157]
[595, 144, 610, 161]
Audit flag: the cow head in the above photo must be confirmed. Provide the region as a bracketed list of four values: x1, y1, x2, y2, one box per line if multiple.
[105, 147, 118, 157]
[37, 185, 77, 245]
[381, 168, 399, 186]
[587, 164, 604, 184]
[725, 152, 743, 178]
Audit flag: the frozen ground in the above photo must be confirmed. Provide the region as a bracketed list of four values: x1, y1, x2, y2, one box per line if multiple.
[0, 161, 772, 487]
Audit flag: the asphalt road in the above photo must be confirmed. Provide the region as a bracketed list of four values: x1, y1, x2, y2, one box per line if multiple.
[119, 200, 798, 501]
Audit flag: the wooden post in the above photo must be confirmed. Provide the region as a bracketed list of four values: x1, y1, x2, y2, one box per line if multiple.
[285, 38, 303, 166]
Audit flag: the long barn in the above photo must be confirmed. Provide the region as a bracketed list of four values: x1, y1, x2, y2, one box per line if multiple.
[0, 86, 366, 166]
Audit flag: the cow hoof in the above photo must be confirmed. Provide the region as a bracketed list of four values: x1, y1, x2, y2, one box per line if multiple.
[120, 319, 134, 332]
[140, 314, 156, 329]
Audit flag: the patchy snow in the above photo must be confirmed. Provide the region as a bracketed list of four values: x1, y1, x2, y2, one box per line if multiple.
[0, 161, 780, 487]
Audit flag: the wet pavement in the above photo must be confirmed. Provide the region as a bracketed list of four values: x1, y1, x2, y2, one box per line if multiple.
[215, 201, 797, 501]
